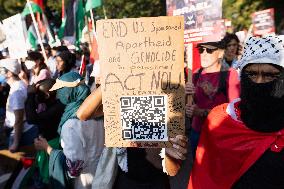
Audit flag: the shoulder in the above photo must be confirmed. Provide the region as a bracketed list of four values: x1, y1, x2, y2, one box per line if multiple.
[9, 82, 27, 98]
[62, 119, 95, 129]
[192, 68, 203, 83]
[227, 68, 240, 80]
[205, 103, 232, 129]
[8, 83, 27, 109]
[39, 69, 50, 75]
[204, 100, 241, 130]
[208, 103, 229, 118]
[193, 68, 202, 75]
[228, 67, 239, 74]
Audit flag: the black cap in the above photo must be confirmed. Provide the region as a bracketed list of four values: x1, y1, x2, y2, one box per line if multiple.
[197, 41, 225, 49]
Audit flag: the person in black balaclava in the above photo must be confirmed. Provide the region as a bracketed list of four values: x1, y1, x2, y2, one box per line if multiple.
[188, 35, 284, 189]
[233, 36, 284, 188]
[239, 64, 284, 132]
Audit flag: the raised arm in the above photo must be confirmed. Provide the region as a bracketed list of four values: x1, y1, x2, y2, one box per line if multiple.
[77, 86, 103, 120]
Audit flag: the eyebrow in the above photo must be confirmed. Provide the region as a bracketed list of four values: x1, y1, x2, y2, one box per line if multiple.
[245, 70, 280, 74]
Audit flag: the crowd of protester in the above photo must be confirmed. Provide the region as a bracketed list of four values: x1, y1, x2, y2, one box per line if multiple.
[0, 32, 284, 189]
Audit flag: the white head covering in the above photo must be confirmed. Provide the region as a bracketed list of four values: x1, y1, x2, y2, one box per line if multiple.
[0, 58, 21, 75]
[235, 35, 284, 71]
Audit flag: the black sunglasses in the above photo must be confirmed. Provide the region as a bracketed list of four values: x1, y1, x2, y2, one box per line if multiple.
[198, 47, 218, 54]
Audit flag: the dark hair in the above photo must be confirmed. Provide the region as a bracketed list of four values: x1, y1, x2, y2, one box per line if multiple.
[37, 43, 51, 50]
[222, 33, 240, 45]
[57, 51, 76, 74]
[37, 78, 56, 94]
[222, 32, 241, 55]
[27, 51, 47, 75]
[56, 46, 69, 53]
[37, 43, 52, 56]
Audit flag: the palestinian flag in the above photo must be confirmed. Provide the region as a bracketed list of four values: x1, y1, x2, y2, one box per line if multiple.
[80, 32, 99, 76]
[57, 0, 66, 40]
[90, 32, 99, 64]
[27, 24, 37, 49]
[58, 0, 85, 48]
[34, 0, 44, 10]
[85, 0, 102, 12]
[22, 0, 54, 48]
[22, 1, 42, 17]
[90, 32, 101, 78]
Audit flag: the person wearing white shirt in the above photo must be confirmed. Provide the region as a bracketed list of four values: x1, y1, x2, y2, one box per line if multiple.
[0, 59, 38, 152]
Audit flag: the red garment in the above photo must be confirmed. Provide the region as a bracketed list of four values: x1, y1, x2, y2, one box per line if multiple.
[188, 100, 284, 189]
[191, 68, 240, 132]
[90, 34, 99, 64]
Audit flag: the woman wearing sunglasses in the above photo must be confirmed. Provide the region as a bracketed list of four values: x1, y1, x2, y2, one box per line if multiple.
[185, 41, 240, 158]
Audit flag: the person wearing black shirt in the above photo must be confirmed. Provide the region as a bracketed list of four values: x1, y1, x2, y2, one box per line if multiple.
[25, 79, 65, 140]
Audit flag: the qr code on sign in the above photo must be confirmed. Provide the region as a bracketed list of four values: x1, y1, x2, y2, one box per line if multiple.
[120, 95, 168, 141]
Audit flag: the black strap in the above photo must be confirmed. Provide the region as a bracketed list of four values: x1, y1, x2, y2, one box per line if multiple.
[217, 69, 228, 97]
[194, 67, 204, 83]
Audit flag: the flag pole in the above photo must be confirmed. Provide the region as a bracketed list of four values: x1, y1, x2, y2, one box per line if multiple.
[27, 0, 48, 63]
[79, 54, 85, 75]
[90, 9, 96, 34]
[103, 5, 107, 19]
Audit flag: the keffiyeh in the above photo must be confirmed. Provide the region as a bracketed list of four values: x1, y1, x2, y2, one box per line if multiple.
[235, 35, 284, 71]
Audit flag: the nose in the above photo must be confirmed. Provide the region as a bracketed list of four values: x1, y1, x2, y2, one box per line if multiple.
[254, 75, 266, 83]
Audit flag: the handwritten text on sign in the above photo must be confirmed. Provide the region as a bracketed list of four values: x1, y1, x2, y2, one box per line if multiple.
[97, 16, 185, 147]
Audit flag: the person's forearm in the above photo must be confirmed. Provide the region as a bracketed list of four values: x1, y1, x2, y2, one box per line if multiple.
[77, 86, 102, 120]
[13, 122, 23, 145]
[25, 94, 39, 124]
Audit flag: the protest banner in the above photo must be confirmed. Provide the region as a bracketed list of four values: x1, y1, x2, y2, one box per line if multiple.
[97, 16, 185, 147]
[252, 8, 275, 36]
[167, 0, 224, 43]
[2, 14, 28, 59]
[167, 0, 225, 79]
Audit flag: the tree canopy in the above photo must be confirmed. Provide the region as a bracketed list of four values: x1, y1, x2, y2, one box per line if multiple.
[223, 0, 284, 33]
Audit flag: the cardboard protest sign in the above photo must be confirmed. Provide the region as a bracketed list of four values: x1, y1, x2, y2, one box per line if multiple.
[2, 14, 28, 59]
[97, 16, 185, 147]
[252, 8, 275, 36]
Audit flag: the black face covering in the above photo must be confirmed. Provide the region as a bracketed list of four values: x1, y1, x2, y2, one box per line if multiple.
[239, 73, 284, 132]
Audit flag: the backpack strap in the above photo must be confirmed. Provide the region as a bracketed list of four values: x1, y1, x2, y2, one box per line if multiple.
[217, 64, 229, 98]
[193, 67, 204, 84]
